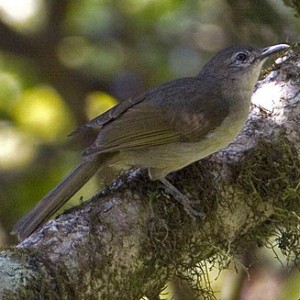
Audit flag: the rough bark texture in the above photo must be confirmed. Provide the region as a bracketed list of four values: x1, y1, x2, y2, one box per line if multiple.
[0, 47, 299, 300]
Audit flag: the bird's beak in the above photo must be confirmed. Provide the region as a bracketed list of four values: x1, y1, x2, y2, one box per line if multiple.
[258, 44, 290, 60]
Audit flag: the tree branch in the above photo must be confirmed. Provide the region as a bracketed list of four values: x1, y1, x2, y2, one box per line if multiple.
[0, 48, 299, 299]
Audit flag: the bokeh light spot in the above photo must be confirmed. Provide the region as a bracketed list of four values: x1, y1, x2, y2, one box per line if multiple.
[12, 86, 74, 141]
[86, 92, 117, 120]
[0, 124, 36, 170]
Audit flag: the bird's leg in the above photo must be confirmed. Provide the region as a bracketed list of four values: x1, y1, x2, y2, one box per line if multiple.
[160, 178, 206, 220]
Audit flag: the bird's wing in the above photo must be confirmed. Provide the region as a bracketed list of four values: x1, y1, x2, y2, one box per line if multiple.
[82, 77, 229, 157]
[70, 92, 147, 135]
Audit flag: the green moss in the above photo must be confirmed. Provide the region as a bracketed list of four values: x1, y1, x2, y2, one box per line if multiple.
[236, 137, 300, 265]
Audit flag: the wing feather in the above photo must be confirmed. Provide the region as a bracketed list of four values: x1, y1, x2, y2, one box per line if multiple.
[80, 77, 229, 157]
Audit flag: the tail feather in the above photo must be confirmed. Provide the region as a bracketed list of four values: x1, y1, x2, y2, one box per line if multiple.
[13, 156, 103, 241]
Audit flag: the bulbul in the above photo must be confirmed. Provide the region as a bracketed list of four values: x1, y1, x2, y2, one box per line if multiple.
[13, 43, 290, 240]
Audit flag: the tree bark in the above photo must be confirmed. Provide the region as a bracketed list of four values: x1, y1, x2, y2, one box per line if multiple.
[0, 48, 299, 300]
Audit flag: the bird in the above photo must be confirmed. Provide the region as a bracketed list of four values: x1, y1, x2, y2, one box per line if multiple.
[13, 43, 290, 240]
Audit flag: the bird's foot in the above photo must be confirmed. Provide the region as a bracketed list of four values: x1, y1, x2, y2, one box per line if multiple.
[160, 178, 205, 220]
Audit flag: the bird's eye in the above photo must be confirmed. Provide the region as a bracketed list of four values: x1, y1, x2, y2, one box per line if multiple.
[235, 52, 248, 62]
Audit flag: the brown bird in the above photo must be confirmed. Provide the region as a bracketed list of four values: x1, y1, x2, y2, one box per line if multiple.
[13, 43, 290, 240]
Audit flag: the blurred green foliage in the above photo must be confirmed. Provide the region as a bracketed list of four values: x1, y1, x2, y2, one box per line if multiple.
[0, 0, 299, 298]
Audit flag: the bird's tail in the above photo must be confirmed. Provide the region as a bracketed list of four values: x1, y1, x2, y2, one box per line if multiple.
[12, 156, 104, 241]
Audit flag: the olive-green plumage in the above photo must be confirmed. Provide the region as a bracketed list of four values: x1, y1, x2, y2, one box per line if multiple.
[13, 44, 289, 240]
